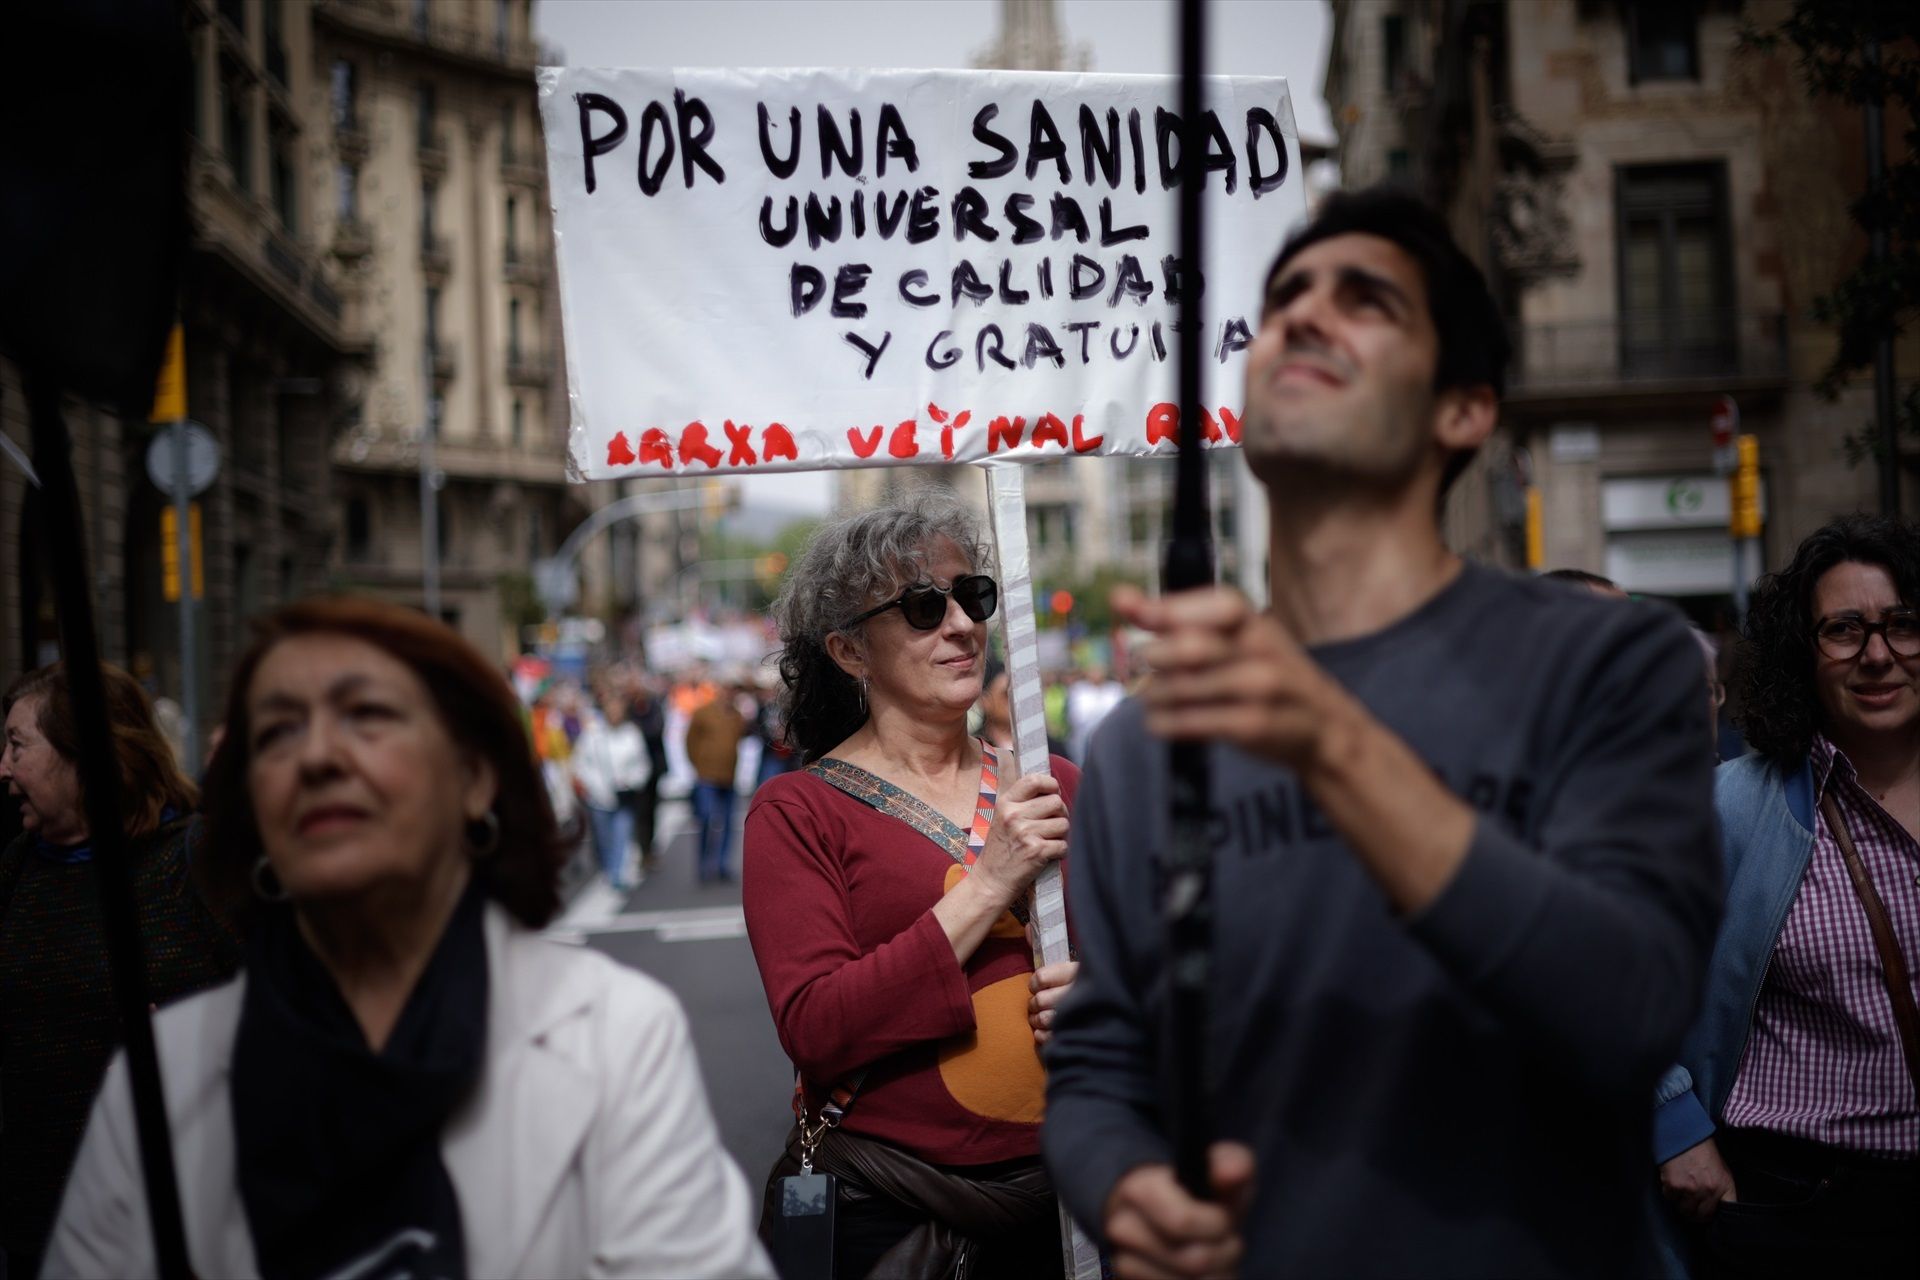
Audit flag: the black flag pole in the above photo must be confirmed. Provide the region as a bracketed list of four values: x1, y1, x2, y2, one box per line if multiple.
[1162, 0, 1217, 1199]
[25, 381, 194, 1280]
[1, 5, 197, 1275]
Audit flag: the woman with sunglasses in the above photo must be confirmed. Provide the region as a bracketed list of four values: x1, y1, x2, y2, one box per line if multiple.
[744, 495, 1080, 1279]
[1653, 515, 1920, 1277]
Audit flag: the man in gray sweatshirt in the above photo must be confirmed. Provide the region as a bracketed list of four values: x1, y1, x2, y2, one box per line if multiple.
[1040, 188, 1721, 1277]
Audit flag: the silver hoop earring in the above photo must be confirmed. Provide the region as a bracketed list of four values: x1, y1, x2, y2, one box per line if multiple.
[857, 677, 869, 715]
[251, 855, 290, 903]
[468, 810, 501, 858]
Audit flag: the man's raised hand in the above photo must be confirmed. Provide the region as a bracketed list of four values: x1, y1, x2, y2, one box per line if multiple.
[1114, 584, 1348, 771]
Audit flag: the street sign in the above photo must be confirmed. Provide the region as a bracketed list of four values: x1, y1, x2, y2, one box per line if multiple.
[145, 421, 220, 497]
[149, 324, 186, 423]
[532, 556, 578, 615]
[1711, 395, 1739, 475]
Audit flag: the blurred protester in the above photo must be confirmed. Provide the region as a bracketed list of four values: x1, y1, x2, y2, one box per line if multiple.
[1655, 516, 1920, 1277]
[752, 672, 797, 791]
[624, 673, 670, 874]
[1045, 188, 1719, 1278]
[980, 668, 1068, 762]
[672, 666, 718, 719]
[685, 677, 750, 882]
[746, 497, 1079, 1279]
[0, 663, 239, 1280]
[528, 681, 572, 764]
[1065, 666, 1123, 763]
[1691, 626, 1729, 760]
[1042, 673, 1070, 750]
[573, 689, 652, 892]
[527, 683, 578, 833]
[980, 665, 1015, 749]
[43, 597, 767, 1279]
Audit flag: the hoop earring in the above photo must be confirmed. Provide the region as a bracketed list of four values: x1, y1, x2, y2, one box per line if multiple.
[857, 677, 869, 716]
[467, 810, 501, 858]
[251, 855, 290, 903]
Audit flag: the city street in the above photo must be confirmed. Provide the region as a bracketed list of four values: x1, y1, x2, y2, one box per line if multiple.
[550, 799, 794, 1186]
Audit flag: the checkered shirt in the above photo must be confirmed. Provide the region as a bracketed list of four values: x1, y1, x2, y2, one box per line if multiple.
[1721, 736, 1920, 1154]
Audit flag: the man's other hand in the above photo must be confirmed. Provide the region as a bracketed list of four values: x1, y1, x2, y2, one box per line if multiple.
[1103, 1143, 1255, 1280]
[1658, 1137, 1738, 1222]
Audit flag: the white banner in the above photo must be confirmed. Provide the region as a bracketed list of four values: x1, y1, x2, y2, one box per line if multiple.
[537, 67, 1305, 480]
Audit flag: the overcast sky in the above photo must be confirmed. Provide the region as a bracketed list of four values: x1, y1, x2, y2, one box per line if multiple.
[535, 0, 1333, 513]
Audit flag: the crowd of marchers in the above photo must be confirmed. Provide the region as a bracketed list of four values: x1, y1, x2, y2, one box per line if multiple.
[1, 186, 1914, 1280]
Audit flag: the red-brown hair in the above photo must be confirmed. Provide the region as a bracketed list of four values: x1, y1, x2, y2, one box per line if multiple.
[2, 662, 198, 840]
[199, 596, 567, 929]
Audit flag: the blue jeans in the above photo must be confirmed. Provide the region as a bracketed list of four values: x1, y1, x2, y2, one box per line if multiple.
[692, 781, 736, 880]
[587, 803, 634, 887]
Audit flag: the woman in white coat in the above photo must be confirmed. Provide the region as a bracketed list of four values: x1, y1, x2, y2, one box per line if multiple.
[44, 597, 769, 1280]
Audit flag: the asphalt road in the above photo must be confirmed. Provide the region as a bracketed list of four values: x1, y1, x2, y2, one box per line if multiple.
[558, 798, 795, 1188]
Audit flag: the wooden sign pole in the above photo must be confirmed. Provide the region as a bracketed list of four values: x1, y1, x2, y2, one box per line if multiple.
[980, 460, 1102, 1280]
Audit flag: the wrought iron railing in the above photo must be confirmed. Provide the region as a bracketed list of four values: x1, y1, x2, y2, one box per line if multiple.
[1509, 311, 1788, 390]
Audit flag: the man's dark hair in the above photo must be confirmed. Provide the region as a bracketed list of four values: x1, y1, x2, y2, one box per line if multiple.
[1265, 186, 1511, 495]
[1733, 513, 1920, 766]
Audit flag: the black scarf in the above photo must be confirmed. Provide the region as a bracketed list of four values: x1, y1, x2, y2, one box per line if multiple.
[232, 880, 489, 1280]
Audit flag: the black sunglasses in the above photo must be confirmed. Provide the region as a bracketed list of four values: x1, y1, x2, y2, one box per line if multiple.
[845, 574, 998, 631]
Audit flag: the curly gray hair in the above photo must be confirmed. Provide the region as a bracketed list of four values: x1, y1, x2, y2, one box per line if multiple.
[769, 492, 994, 763]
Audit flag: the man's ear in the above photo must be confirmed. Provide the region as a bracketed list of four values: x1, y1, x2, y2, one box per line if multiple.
[823, 630, 867, 683]
[1434, 384, 1498, 455]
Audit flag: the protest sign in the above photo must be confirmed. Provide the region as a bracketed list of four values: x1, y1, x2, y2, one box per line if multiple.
[537, 67, 1304, 480]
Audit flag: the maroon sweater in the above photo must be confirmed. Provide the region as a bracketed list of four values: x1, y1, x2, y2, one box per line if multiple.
[743, 755, 1080, 1166]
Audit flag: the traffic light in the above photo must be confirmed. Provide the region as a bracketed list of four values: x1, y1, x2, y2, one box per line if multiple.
[700, 478, 738, 521]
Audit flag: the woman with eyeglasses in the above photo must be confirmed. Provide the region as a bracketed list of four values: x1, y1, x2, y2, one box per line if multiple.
[1653, 515, 1920, 1278]
[744, 496, 1080, 1279]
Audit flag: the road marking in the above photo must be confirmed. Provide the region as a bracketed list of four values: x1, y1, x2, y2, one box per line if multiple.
[550, 796, 698, 936]
[547, 904, 746, 944]
[657, 914, 749, 943]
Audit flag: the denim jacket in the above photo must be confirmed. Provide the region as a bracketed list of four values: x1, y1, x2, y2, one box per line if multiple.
[1652, 752, 1816, 1161]
[1649, 754, 1814, 1277]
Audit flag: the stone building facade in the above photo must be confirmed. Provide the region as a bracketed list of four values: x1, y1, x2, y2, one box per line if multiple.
[5, 0, 357, 742]
[1325, 0, 1915, 621]
[314, 0, 624, 659]
[2, 0, 636, 741]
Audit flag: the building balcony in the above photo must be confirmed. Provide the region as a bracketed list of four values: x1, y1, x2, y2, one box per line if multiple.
[417, 130, 448, 177]
[505, 352, 551, 387]
[332, 216, 372, 260]
[500, 147, 544, 188]
[335, 119, 369, 162]
[308, 276, 343, 325]
[1508, 311, 1789, 406]
[314, 0, 538, 72]
[503, 245, 545, 286]
[420, 231, 451, 279]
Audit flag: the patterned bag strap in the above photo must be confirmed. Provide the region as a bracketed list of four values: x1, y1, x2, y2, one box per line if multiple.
[790, 743, 1018, 1133]
[965, 743, 998, 866]
[1819, 792, 1920, 1102]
